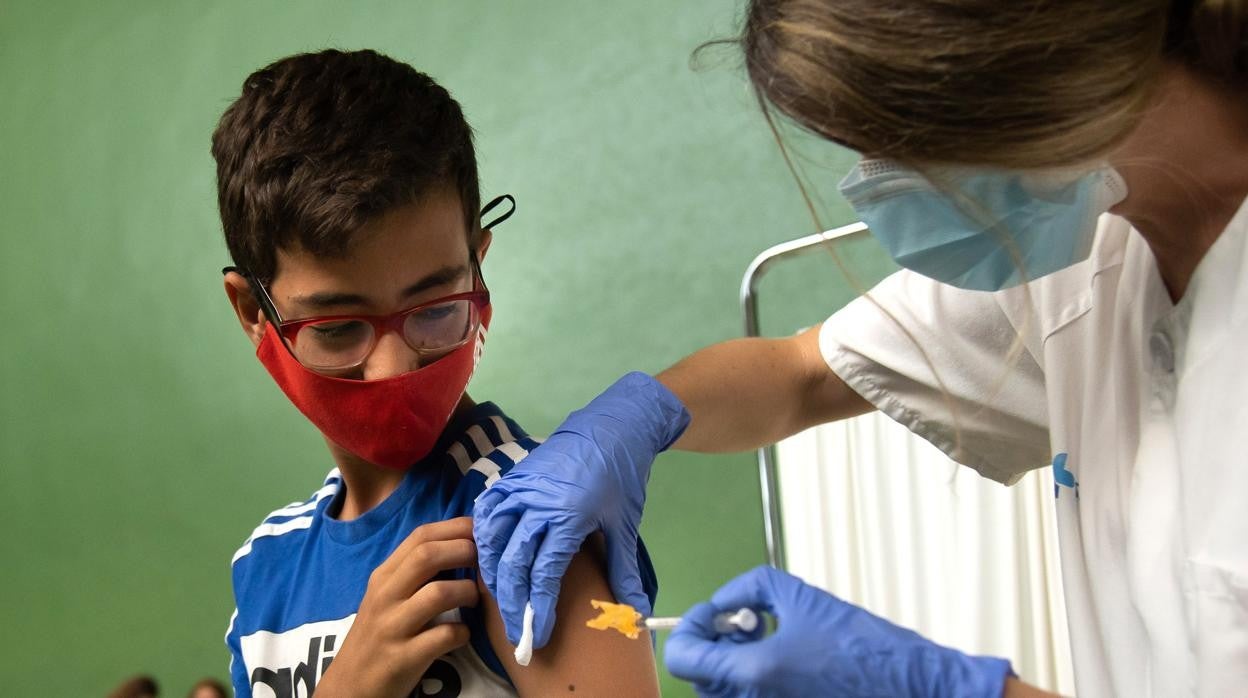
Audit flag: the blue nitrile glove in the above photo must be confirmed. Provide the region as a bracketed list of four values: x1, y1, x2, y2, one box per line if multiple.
[472, 372, 690, 648]
[666, 566, 1014, 698]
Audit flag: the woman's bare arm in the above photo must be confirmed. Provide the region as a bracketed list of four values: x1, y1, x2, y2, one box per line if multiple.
[659, 324, 872, 453]
[1004, 677, 1064, 698]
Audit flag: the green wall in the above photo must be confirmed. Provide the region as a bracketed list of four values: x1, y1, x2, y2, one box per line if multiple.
[0, 1, 895, 695]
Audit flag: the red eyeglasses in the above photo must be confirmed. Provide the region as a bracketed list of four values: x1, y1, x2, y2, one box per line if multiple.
[275, 289, 490, 371]
[225, 265, 490, 372]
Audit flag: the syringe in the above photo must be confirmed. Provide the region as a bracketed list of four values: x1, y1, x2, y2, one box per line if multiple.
[641, 607, 760, 634]
[516, 600, 762, 667]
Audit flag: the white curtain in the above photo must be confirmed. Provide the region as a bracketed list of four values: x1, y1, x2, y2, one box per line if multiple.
[775, 411, 1075, 694]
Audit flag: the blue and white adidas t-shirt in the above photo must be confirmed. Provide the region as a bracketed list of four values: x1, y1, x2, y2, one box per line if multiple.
[224, 402, 659, 698]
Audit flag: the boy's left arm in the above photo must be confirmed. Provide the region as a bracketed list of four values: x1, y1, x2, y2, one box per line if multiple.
[479, 537, 661, 697]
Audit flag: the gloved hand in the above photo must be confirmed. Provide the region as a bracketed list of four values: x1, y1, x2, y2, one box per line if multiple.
[666, 566, 1013, 698]
[472, 372, 690, 648]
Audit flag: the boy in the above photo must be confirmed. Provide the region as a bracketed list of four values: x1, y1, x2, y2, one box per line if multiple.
[212, 49, 660, 697]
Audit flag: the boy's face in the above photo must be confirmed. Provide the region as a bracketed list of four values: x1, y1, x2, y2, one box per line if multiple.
[225, 188, 490, 382]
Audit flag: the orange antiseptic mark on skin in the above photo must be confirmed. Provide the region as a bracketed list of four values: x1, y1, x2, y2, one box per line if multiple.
[585, 600, 643, 639]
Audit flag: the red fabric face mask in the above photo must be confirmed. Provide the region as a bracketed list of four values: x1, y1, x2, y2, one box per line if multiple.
[255, 305, 492, 469]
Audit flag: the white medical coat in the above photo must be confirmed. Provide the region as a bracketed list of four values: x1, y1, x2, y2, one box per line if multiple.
[819, 197, 1248, 697]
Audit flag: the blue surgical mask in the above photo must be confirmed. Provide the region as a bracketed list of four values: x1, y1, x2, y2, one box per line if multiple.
[838, 160, 1128, 291]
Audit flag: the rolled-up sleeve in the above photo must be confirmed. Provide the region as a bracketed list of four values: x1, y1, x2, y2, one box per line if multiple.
[820, 269, 1051, 484]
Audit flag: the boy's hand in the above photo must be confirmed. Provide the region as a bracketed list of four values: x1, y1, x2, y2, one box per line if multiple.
[315, 517, 480, 698]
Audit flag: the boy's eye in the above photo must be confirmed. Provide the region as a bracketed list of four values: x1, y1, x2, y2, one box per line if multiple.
[304, 320, 371, 346]
[310, 320, 365, 335]
[414, 304, 457, 321]
[404, 301, 472, 347]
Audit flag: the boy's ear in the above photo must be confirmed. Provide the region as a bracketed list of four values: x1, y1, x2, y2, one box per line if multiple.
[476, 228, 493, 265]
[223, 271, 267, 349]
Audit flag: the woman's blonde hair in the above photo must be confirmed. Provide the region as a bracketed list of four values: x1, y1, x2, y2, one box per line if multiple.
[740, 0, 1246, 169]
[722, 0, 1244, 460]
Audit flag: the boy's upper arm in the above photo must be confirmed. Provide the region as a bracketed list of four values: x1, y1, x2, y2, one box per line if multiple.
[479, 535, 661, 697]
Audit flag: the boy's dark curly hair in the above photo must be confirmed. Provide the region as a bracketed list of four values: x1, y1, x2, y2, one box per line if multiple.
[212, 49, 480, 283]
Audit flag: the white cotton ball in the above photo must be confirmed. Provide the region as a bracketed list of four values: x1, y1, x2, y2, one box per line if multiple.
[513, 602, 535, 666]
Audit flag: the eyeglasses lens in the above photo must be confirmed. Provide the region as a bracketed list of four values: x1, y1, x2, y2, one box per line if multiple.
[291, 299, 478, 370]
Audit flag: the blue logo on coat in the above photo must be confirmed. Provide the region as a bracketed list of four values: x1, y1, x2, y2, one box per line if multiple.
[1053, 452, 1078, 499]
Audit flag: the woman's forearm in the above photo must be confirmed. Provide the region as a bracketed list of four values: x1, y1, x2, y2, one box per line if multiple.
[657, 325, 872, 453]
[1003, 677, 1064, 698]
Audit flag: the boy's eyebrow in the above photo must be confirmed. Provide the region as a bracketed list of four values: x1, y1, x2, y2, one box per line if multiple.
[398, 264, 469, 300]
[291, 264, 470, 311]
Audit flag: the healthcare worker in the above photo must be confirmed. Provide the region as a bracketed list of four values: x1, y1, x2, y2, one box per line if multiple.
[474, 0, 1248, 695]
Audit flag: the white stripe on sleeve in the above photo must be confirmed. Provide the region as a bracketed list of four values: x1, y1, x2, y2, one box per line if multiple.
[266, 481, 339, 520]
[496, 441, 530, 465]
[470, 458, 502, 485]
[448, 441, 473, 474]
[465, 425, 493, 459]
[489, 416, 516, 443]
[232, 516, 314, 564]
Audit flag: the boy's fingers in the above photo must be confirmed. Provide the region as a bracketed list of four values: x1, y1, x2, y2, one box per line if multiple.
[380, 517, 475, 577]
[403, 517, 475, 550]
[402, 579, 481, 633]
[389, 539, 478, 598]
[405, 623, 471, 670]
